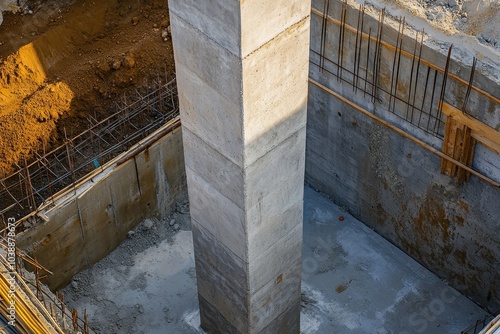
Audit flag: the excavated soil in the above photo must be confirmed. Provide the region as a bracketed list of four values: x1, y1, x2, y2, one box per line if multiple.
[373, 0, 500, 49]
[0, 0, 175, 175]
[2, 0, 498, 176]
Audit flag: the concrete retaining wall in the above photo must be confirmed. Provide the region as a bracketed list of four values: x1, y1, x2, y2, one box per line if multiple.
[307, 0, 500, 309]
[17, 120, 186, 291]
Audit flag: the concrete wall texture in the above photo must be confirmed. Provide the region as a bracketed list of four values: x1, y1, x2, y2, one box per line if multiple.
[11, 1, 499, 330]
[17, 124, 186, 291]
[306, 0, 500, 310]
[169, 0, 310, 332]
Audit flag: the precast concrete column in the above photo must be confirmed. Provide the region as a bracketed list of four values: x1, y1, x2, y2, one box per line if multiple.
[168, 1, 310, 332]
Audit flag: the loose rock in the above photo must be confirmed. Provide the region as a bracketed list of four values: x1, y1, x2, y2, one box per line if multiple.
[143, 220, 154, 230]
[96, 62, 111, 80]
[112, 59, 122, 70]
[122, 52, 136, 68]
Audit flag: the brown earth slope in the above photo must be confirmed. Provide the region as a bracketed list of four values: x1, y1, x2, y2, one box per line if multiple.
[0, 0, 175, 175]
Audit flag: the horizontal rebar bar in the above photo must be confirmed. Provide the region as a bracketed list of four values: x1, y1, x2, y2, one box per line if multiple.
[0, 78, 179, 218]
[309, 78, 500, 188]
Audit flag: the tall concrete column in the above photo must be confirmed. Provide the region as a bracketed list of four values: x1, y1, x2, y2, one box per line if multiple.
[168, 1, 310, 332]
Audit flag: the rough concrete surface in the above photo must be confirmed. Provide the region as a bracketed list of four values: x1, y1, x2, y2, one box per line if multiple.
[17, 126, 186, 290]
[62, 187, 486, 334]
[169, 0, 310, 331]
[62, 197, 194, 334]
[307, 0, 500, 310]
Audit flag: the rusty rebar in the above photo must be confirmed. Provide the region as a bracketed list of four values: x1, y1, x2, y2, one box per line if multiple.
[406, 30, 420, 121]
[371, 8, 385, 102]
[462, 57, 477, 112]
[410, 29, 425, 123]
[363, 27, 372, 98]
[435, 45, 453, 134]
[389, 17, 404, 113]
[320, 0, 330, 72]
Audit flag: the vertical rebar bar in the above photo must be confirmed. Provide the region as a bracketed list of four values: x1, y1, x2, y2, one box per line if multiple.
[435, 45, 453, 134]
[389, 17, 404, 113]
[410, 30, 425, 123]
[355, 5, 365, 92]
[418, 66, 432, 128]
[320, 0, 330, 72]
[61, 292, 66, 319]
[84, 309, 89, 334]
[427, 69, 439, 132]
[339, 1, 348, 82]
[462, 57, 477, 112]
[364, 28, 372, 98]
[24, 157, 35, 211]
[353, 4, 362, 91]
[371, 9, 385, 102]
[392, 18, 405, 113]
[72, 309, 78, 331]
[405, 30, 419, 121]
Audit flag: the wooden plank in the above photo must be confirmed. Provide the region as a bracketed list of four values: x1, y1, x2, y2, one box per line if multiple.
[471, 130, 500, 155]
[440, 117, 453, 174]
[442, 102, 500, 148]
[441, 117, 465, 177]
[450, 122, 462, 176]
[466, 137, 476, 182]
[441, 102, 499, 183]
[457, 126, 473, 184]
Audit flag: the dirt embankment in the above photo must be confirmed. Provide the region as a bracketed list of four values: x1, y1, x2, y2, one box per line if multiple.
[0, 43, 74, 172]
[0, 0, 175, 176]
[384, 0, 500, 49]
